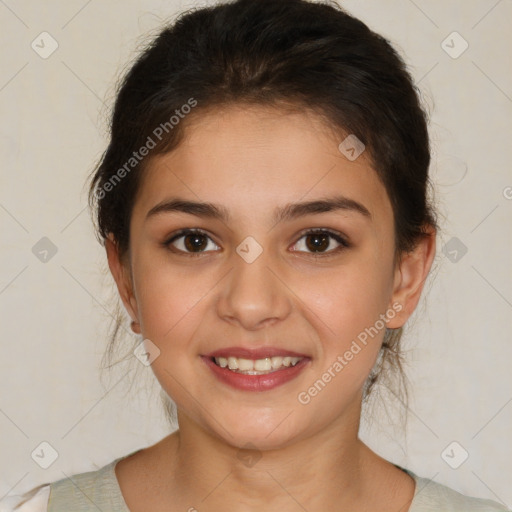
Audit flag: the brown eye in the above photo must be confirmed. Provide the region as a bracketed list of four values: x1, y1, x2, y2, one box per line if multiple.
[305, 233, 330, 252]
[291, 229, 349, 255]
[166, 229, 219, 254]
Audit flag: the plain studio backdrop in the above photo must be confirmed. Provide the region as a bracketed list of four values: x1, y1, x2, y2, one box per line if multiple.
[0, 0, 511, 506]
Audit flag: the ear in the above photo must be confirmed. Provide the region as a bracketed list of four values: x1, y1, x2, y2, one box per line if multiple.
[105, 233, 141, 333]
[386, 227, 436, 329]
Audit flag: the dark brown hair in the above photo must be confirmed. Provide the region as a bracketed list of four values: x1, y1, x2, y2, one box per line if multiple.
[88, 0, 437, 423]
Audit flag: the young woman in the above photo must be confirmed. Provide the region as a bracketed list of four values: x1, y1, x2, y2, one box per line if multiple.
[4, 0, 509, 510]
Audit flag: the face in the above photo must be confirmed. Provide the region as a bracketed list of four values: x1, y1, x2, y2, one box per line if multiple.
[107, 104, 434, 450]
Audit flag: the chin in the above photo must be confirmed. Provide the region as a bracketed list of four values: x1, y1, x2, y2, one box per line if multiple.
[207, 408, 307, 452]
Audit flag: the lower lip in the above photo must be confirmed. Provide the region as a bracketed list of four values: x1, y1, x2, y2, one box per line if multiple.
[201, 356, 310, 391]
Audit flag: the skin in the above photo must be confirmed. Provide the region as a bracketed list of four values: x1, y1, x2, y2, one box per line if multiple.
[106, 104, 436, 511]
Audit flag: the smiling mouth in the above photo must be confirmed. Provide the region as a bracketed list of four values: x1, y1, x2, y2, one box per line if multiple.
[211, 355, 304, 375]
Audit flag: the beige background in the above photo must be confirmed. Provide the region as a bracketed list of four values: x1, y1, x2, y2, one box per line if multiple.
[1, 0, 511, 506]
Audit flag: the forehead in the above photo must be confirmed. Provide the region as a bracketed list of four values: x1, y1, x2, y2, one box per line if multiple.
[132, 104, 393, 228]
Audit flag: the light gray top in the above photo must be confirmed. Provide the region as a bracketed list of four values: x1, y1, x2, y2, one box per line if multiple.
[2, 450, 510, 511]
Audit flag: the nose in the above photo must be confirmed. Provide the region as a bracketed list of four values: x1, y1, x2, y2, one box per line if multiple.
[216, 242, 293, 331]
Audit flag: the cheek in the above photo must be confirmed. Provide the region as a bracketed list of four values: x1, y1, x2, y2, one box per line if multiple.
[132, 257, 213, 409]
[131, 252, 216, 348]
[292, 272, 392, 412]
[300, 259, 393, 342]
[295, 252, 395, 396]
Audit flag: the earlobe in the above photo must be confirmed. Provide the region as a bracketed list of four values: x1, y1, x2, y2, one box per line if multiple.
[105, 234, 140, 327]
[386, 228, 436, 329]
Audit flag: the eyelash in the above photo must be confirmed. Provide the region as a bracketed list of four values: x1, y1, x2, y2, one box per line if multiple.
[162, 228, 350, 258]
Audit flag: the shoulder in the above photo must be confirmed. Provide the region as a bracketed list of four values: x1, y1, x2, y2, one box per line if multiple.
[43, 456, 128, 511]
[1, 450, 138, 512]
[0, 484, 50, 512]
[410, 473, 511, 512]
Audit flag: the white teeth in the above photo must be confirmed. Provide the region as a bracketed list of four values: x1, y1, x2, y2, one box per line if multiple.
[254, 358, 272, 371]
[213, 355, 303, 374]
[271, 356, 283, 367]
[238, 358, 254, 371]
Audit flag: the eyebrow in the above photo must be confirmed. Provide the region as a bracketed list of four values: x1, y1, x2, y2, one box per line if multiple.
[145, 195, 372, 224]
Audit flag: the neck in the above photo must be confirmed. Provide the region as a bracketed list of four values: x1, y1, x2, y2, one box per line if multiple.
[160, 398, 379, 511]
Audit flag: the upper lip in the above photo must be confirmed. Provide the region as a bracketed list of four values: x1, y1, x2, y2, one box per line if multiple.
[204, 347, 309, 359]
